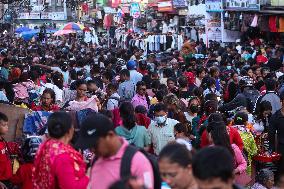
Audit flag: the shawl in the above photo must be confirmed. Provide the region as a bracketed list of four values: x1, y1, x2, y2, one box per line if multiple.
[65, 96, 98, 112]
[32, 139, 85, 189]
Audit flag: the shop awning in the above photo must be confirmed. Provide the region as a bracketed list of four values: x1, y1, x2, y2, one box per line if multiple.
[259, 9, 284, 15]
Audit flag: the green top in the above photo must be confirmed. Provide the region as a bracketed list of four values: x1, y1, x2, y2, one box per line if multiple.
[115, 125, 151, 149]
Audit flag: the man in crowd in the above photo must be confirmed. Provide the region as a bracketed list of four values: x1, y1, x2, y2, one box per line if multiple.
[148, 103, 179, 155]
[192, 146, 244, 189]
[75, 113, 154, 189]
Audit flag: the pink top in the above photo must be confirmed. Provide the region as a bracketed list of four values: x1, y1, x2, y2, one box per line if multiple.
[89, 138, 154, 189]
[131, 94, 148, 110]
[232, 144, 247, 173]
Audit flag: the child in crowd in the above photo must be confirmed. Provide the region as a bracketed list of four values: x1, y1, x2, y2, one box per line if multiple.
[11, 136, 42, 189]
[0, 112, 12, 187]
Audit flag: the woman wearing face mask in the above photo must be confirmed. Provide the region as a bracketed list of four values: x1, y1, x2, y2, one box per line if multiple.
[226, 72, 239, 103]
[158, 143, 198, 189]
[184, 97, 200, 124]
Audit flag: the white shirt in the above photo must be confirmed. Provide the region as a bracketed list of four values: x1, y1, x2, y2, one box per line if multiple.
[130, 70, 143, 85]
[148, 118, 179, 155]
[107, 93, 120, 111]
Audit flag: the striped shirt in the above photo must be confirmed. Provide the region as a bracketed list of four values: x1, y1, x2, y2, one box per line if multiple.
[148, 118, 179, 155]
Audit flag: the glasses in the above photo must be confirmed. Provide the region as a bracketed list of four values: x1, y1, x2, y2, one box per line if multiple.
[139, 88, 147, 91]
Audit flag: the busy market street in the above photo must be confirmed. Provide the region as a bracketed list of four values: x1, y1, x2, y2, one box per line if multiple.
[0, 0, 284, 189]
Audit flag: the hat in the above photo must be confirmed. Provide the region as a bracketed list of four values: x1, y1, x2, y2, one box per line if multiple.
[184, 72, 195, 85]
[75, 113, 114, 149]
[127, 60, 137, 70]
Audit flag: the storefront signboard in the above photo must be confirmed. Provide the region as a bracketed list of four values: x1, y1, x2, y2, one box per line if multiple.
[103, 7, 117, 14]
[271, 0, 284, 6]
[158, 1, 173, 12]
[224, 0, 260, 11]
[173, 0, 187, 8]
[205, 0, 223, 12]
[205, 13, 222, 42]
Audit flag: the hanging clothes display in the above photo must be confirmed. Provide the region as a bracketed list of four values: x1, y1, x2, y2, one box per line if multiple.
[250, 14, 258, 27]
[115, 32, 182, 54]
[103, 14, 113, 29]
[279, 17, 284, 33]
[269, 16, 278, 32]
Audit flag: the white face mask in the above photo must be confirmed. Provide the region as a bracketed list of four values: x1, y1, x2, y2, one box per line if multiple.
[155, 116, 167, 125]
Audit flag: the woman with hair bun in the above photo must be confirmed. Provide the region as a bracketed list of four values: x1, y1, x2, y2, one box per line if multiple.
[158, 143, 197, 189]
[32, 112, 88, 189]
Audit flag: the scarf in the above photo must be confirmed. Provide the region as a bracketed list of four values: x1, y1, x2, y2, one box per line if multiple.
[32, 139, 85, 189]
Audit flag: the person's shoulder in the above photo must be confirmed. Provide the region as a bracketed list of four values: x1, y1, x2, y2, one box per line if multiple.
[136, 125, 147, 131]
[132, 150, 151, 166]
[167, 118, 179, 125]
[231, 143, 241, 152]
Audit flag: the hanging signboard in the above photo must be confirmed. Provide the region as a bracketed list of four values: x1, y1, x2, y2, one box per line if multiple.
[158, 1, 173, 12]
[271, 0, 284, 6]
[103, 7, 117, 14]
[172, 0, 187, 8]
[224, 0, 260, 11]
[130, 2, 141, 18]
[205, 13, 222, 42]
[205, 0, 223, 12]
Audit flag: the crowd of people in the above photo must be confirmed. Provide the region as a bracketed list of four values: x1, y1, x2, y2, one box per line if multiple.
[0, 32, 284, 189]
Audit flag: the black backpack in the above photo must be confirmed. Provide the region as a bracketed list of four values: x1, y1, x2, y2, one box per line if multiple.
[121, 145, 161, 189]
[92, 145, 161, 189]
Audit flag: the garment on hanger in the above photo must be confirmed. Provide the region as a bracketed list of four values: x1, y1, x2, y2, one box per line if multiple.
[269, 16, 278, 32]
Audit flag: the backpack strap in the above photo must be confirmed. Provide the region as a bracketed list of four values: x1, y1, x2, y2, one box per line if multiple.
[120, 145, 138, 178]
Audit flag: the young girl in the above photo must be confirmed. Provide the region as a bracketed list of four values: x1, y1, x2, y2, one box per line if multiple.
[11, 136, 42, 189]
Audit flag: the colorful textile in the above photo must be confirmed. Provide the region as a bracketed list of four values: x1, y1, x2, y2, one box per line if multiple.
[131, 94, 149, 111]
[279, 17, 284, 32]
[135, 113, 151, 129]
[76, 108, 96, 127]
[65, 96, 98, 112]
[0, 139, 12, 181]
[232, 125, 258, 175]
[11, 163, 33, 189]
[23, 111, 52, 135]
[32, 139, 88, 189]
[269, 16, 277, 32]
[13, 83, 30, 100]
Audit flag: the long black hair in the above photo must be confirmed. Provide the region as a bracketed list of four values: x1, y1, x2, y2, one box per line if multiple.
[47, 111, 72, 139]
[119, 102, 136, 130]
[207, 113, 234, 156]
[158, 143, 193, 168]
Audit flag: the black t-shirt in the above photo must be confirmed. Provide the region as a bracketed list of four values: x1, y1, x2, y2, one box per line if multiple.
[266, 57, 282, 71]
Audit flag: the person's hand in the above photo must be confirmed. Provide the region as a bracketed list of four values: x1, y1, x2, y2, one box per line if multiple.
[86, 167, 91, 178]
[128, 178, 146, 189]
[189, 135, 196, 140]
[234, 169, 240, 174]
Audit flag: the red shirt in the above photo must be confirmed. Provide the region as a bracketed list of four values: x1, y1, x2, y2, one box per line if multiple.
[256, 55, 268, 65]
[200, 126, 244, 151]
[31, 103, 60, 112]
[0, 141, 12, 181]
[11, 163, 33, 189]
